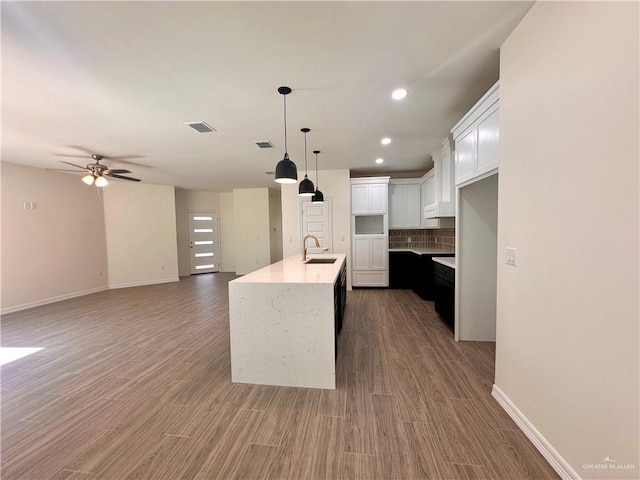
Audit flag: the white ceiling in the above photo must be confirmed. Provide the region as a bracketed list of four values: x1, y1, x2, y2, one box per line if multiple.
[2, 1, 533, 192]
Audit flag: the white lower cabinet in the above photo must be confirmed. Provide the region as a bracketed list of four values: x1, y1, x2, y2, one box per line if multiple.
[352, 235, 388, 287]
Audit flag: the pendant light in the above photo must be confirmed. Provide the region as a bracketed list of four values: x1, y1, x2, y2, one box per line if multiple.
[298, 128, 315, 196]
[274, 86, 298, 184]
[312, 150, 324, 203]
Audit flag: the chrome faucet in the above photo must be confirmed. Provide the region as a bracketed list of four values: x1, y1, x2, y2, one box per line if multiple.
[302, 234, 321, 261]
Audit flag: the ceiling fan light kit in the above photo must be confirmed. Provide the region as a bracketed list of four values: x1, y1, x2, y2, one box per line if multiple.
[274, 86, 298, 184]
[298, 128, 315, 197]
[56, 152, 141, 187]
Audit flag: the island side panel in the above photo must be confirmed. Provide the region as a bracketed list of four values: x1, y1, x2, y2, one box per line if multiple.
[229, 281, 336, 389]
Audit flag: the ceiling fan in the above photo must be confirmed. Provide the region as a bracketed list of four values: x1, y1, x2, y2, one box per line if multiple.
[54, 154, 141, 187]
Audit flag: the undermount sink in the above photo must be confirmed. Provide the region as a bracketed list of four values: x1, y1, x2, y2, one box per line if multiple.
[305, 258, 337, 264]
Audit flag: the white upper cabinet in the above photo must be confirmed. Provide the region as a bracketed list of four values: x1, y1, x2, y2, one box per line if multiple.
[452, 81, 500, 187]
[405, 185, 421, 227]
[476, 105, 499, 176]
[351, 178, 389, 214]
[454, 127, 476, 185]
[388, 185, 404, 228]
[423, 174, 436, 208]
[389, 181, 421, 229]
[422, 137, 456, 220]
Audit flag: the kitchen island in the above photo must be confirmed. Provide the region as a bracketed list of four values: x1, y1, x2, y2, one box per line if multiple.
[228, 253, 347, 390]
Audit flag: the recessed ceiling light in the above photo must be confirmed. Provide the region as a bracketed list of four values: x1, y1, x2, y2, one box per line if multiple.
[376, 158, 384, 164]
[391, 88, 408, 100]
[381, 137, 391, 145]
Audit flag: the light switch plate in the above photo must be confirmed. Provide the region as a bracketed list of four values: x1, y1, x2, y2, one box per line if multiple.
[506, 247, 517, 266]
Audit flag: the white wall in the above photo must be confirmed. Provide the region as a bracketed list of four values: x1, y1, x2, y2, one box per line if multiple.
[456, 173, 498, 341]
[174, 188, 220, 276]
[103, 182, 179, 288]
[1, 162, 108, 313]
[281, 169, 351, 287]
[233, 188, 272, 275]
[219, 192, 235, 273]
[497, 2, 639, 476]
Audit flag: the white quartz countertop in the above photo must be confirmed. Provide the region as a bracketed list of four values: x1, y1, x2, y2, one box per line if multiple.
[433, 256, 456, 269]
[389, 247, 455, 255]
[231, 254, 346, 284]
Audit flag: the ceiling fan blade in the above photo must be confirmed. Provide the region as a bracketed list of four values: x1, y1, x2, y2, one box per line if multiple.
[47, 168, 84, 172]
[108, 158, 150, 168]
[107, 173, 141, 182]
[105, 155, 144, 161]
[66, 146, 144, 162]
[53, 153, 90, 159]
[66, 145, 97, 156]
[106, 169, 131, 174]
[60, 160, 88, 170]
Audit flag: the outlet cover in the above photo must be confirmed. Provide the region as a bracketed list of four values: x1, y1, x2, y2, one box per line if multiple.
[506, 247, 517, 266]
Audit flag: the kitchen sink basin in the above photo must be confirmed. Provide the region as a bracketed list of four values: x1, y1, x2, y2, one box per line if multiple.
[305, 258, 337, 264]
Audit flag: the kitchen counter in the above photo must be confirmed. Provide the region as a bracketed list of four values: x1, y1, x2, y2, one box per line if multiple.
[228, 254, 347, 390]
[433, 256, 456, 269]
[231, 253, 346, 284]
[389, 247, 454, 255]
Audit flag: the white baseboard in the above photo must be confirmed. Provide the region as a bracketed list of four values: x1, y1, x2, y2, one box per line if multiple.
[1, 285, 109, 315]
[1, 277, 180, 315]
[108, 277, 179, 289]
[492, 384, 581, 480]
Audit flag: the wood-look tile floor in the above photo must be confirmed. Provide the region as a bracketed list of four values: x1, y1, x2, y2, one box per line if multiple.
[1, 274, 559, 480]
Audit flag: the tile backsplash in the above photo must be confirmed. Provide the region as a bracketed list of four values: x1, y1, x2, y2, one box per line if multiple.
[389, 228, 455, 250]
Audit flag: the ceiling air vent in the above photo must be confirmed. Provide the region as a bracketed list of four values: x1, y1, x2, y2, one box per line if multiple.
[264, 171, 275, 175]
[255, 141, 274, 149]
[186, 121, 216, 133]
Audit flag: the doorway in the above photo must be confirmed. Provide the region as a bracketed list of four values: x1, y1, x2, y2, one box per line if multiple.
[187, 212, 221, 274]
[300, 198, 332, 253]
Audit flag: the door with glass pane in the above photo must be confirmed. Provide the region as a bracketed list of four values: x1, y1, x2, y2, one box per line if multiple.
[188, 212, 220, 274]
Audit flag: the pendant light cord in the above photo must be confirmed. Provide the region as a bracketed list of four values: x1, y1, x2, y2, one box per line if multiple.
[304, 130, 308, 175]
[315, 152, 319, 187]
[283, 95, 288, 154]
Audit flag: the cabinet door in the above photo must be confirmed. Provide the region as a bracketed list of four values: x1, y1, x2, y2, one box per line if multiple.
[476, 105, 499, 176]
[388, 185, 404, 229]
[370, 236, 387, 270]
[422, 176, 437, 221]
[351, 185, 369, 214]
[368, 184, 388, 213]
[439, 146, 454, 203]
[455, 126, 476, 185]
[405, 184, 422, 228]
[352, 237, 371, 270]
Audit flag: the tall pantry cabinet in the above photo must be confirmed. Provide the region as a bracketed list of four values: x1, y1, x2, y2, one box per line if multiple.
[350, 177, 389, 287]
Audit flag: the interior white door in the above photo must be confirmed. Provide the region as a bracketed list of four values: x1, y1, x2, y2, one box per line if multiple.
[188, 212, 220, 274]
[301, 199, 332, 253]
